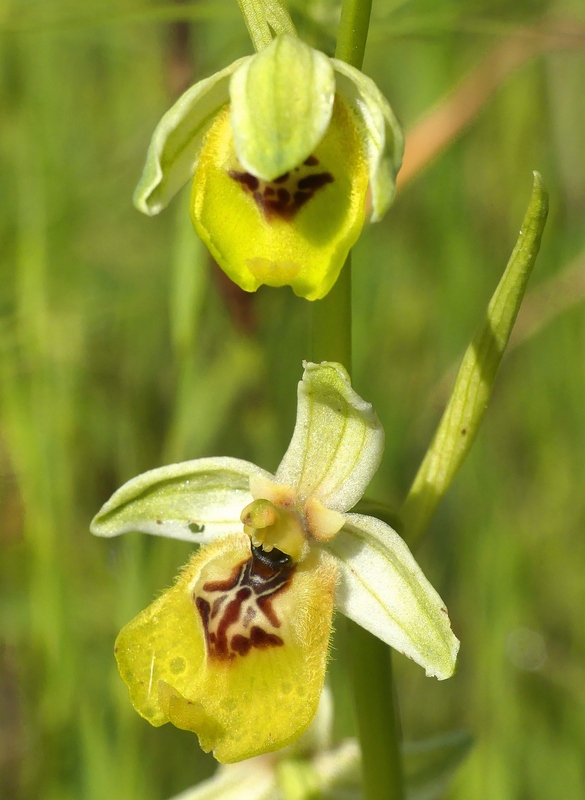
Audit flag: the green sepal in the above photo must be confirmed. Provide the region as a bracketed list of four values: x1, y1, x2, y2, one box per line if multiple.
[133, 58, 248, 216]
[90, 456, 272, 543]
[276, 362, 384, 512]
[333, 59, 404, 221]
[230, 34, 335, 181]
[326, 513, 459, 680]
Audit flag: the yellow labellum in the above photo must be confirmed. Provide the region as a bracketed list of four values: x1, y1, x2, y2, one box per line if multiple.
[115, 533, 337, 762]
[191, 96, 369, 301]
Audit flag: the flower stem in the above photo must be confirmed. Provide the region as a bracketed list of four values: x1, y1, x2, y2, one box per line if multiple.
[310, 255, 352, 369]
[310, 2, 405, 798]
[335, 0, 374, 68]
[347, 622, 404, 800]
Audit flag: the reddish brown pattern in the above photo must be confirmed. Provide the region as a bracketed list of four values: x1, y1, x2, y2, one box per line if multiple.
[229, 155, 334, 221]
[194, 552, 293, 662]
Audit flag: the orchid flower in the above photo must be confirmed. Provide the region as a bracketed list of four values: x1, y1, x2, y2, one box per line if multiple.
[133, 34, 403, 300]
[91, 362, 458, 763]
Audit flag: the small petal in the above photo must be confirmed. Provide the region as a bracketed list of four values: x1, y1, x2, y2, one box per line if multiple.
[230, 35, 335, 181]
[134, 58, 248, 216]
[191, 97, 368, 301]
[333, 60, 404, 222]
[276, 362, 384, 512]
[249, 474, 296, 507]
[304, 496, 345, 542]
[325, 513, 459, 679]
[115, 534, 338, 762]
[91, 457, 273, 544]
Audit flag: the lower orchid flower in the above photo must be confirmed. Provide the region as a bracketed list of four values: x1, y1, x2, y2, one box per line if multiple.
[91, 362, 459, 763]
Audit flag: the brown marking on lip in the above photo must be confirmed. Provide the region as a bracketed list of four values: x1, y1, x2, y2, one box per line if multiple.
[212, 587, 251, 658]
[297, 172, 334, 191]
[250, 626, 283, 648]
[293, 190, 311, 210]
[228, 156, 335, 221]
[195, 597, 211, 648]
[195, 548, 294, 662]
[257, 596, 282, 628]
[242, 605, 256, 628]
[211, 595, 226, 619]
[229, 170, 259, 191]
[202, 563, 242, 593]
[230, 634, 252, 656]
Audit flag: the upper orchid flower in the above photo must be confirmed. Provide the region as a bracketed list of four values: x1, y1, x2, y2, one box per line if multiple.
[133, 34, 404, 300]
[91, 362, 458, 763]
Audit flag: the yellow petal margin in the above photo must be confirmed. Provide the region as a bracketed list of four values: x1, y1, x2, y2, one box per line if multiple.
[190, 97, 369, 301]
[115, 533, 337, 763]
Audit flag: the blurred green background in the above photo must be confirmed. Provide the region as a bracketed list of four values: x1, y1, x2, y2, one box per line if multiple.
[1, 0, 584, 798]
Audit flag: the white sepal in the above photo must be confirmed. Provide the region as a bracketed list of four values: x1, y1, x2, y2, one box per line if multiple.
[333, 60, 404, 222]
[90, 457, 273, 544]
[325, 513, 459, 680]
[134, 58, 249, 216]
[230, 34, 335, 181]
[276, 362, 384, 513]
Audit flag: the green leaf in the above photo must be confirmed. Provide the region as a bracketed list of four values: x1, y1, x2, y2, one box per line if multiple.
[326, 513, 459, 680]
[90, 457, 272, 543]
[229, 35, 335, 181]
[275, 362, 384, 512]
[401, 172, 549, 546]
[133, 58, 248, 216]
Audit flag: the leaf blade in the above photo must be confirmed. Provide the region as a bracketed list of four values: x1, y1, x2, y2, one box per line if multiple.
[401, 172, 549, 545]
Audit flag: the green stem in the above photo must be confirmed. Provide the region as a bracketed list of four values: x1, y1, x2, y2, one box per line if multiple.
[348, 622, 404, 800]
[335, 0, 374, 67]
[310, 255, 352, 368]
[310, 2, 405, 798]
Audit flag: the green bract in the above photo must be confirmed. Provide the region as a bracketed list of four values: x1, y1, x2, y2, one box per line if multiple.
[401, 172, 549, 545]
[133, 34, 404, 300]
[92, 362, 458, 763]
